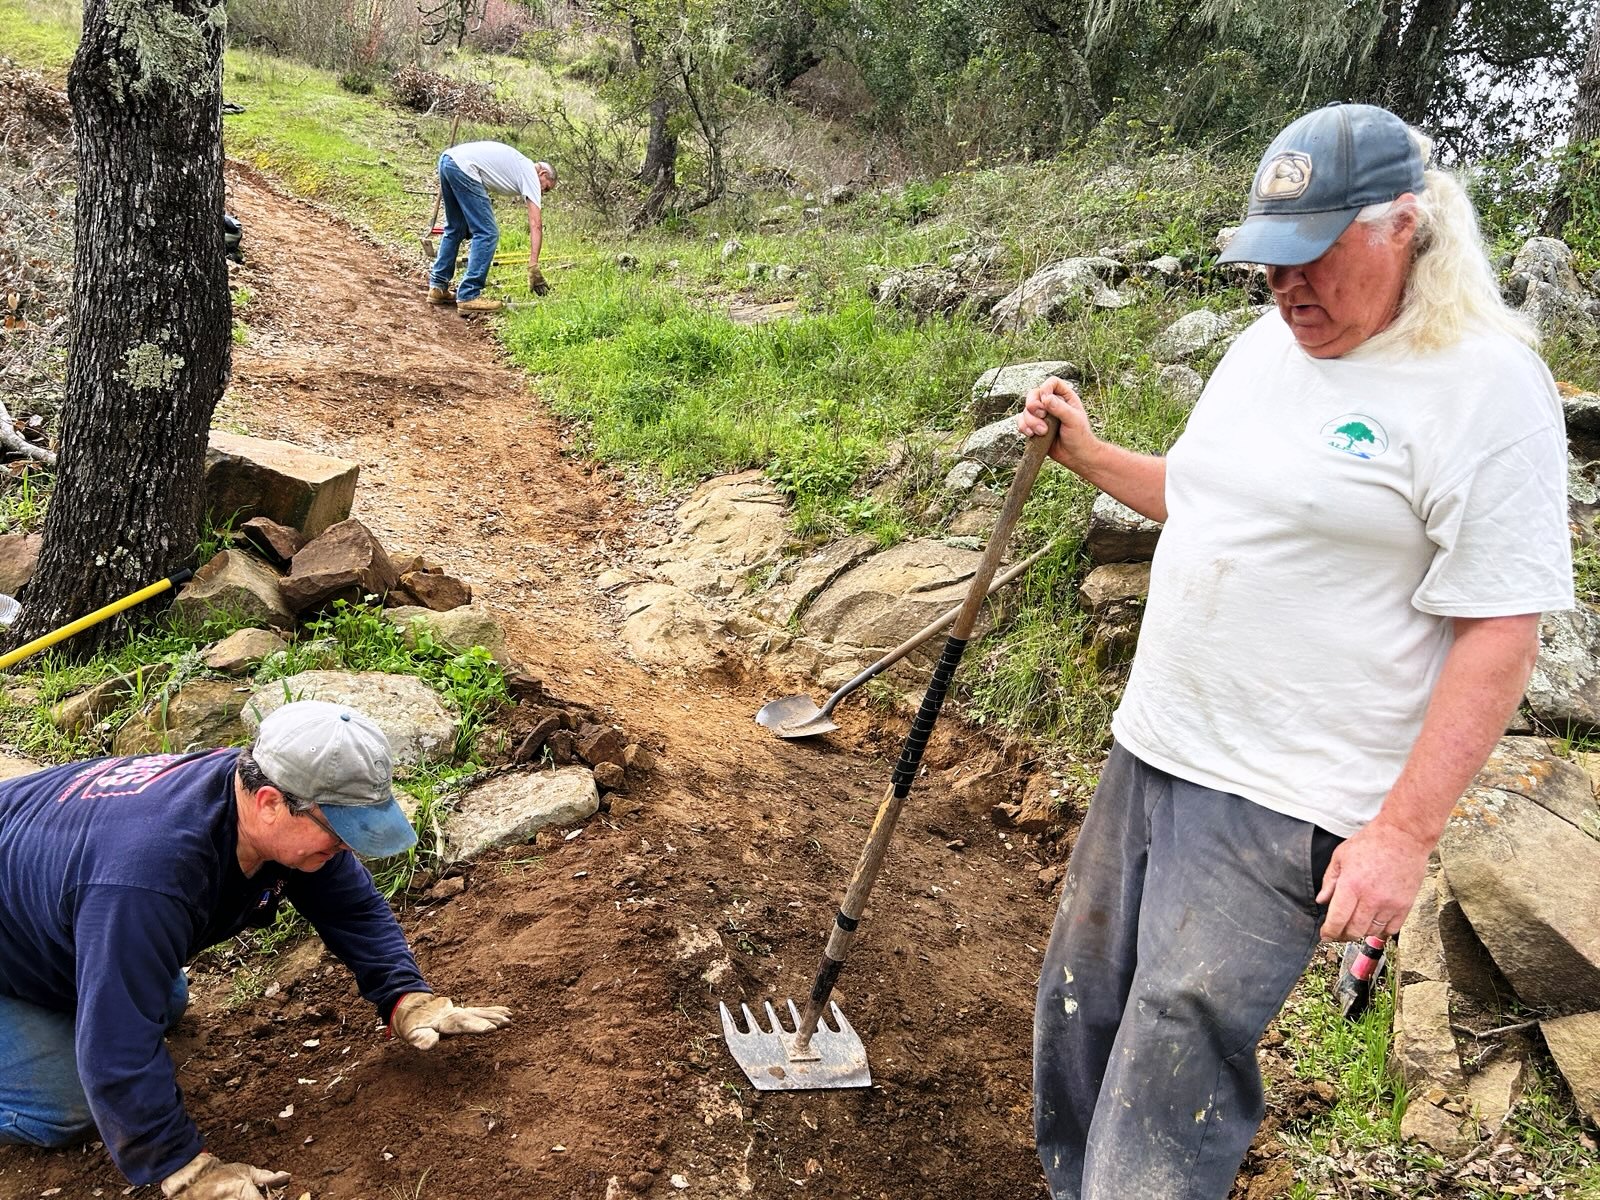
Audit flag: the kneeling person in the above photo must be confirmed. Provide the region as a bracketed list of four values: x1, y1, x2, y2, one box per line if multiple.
[0, 700, 512, 1198]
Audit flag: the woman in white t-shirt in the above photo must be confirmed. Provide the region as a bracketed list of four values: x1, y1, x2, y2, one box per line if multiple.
[1020, 103, 1571, 1200]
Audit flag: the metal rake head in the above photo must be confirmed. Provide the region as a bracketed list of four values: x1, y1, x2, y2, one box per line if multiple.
[718, 997, 871, 1092]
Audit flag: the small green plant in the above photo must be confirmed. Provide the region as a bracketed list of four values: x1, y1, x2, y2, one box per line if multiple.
[0, 467, 52, 535]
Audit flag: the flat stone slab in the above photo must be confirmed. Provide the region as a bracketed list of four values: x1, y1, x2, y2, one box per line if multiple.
[206, 430, 359, 539]
[441, 766, 599, 865]
[800, 539, 983, 654]
[244, 671, 458, 767]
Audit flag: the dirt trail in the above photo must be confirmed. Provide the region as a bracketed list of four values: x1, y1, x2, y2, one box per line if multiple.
[0, 167, 1061, 1199]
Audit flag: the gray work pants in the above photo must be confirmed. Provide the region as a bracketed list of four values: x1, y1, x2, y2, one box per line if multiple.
[1034, 744, 1339, 1200]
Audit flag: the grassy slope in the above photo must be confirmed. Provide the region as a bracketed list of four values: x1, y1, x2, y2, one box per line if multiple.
[3, 12, 1598, 1187]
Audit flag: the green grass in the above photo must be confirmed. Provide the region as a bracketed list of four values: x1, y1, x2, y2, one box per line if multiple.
[1273, 967, 1600, 1198]
[0, 0, 77, 74]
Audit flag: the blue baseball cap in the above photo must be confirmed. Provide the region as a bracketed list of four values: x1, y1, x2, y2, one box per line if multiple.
[1218, 102, 1425, 268]
[253, 700, 417, 858]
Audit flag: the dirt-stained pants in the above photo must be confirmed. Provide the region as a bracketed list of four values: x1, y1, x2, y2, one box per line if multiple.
[1034, 744, 1338, 1200]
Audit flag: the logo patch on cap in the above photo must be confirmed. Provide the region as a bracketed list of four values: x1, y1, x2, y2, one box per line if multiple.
[1256, 152, 1313, 201]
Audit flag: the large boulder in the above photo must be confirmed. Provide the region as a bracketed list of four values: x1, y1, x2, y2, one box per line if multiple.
[173, 550, 293, 631]
[206, 431, 359, 539]
[644, 471, 789, 598]
[280, 519, 399, 614]
[1438, 739, 1600, 1013]
[114, 679, 251, 756]
[969, 361, 1079, 425]
[801, 539, 983, 654]
[991, 257, 1129, 330]
[243, 671, 458, 767]
[1523, 606, 1600, 735]
[440, 766, 600, 865]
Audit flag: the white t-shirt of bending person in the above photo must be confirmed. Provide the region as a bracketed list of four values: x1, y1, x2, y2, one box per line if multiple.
[1111, 312, 1573, 839]
[448, 141, 543, 205]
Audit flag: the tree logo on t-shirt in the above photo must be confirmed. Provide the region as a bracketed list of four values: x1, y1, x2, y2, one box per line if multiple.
[1320, 414, 1389, 459]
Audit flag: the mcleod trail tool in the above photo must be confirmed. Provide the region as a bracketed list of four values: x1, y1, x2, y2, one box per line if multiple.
[0, 569, 194, 672]
[720, 419, 1058, 1091]
[756, 541, 1054, 740]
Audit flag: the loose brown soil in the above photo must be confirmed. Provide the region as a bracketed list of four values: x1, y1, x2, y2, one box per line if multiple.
[0, 167, 1063, 1200]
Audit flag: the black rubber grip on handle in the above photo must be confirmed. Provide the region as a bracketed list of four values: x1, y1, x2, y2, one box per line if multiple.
[890, 635, 967, 796]
[810, 955, 845, 1005]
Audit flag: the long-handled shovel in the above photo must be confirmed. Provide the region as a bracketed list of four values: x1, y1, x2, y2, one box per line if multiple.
[755, 540, 1054, 740]
[720, 419, 1058, 1091]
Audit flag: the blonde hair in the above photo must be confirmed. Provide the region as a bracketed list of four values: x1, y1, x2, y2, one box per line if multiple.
[1358, 129, 1536, 355]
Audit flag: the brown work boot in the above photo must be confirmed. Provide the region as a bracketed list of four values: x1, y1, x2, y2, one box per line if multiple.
[457, 296, 503, 316]
[427, 285, 457, 306]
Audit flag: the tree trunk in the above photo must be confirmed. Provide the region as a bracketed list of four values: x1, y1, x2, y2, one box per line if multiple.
[1348, 0, 1460, 124]
[1545, 12, 1600, 236]
[636, 91, 679, 225]
[7, 0, 230, 658]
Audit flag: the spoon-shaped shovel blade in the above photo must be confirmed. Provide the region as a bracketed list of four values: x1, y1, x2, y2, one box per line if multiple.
[754, 694, 839, 738]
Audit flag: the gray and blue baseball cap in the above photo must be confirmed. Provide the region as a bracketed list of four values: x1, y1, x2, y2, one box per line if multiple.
[253, 700, 417, 858]
[1218, 102, 1425, 268]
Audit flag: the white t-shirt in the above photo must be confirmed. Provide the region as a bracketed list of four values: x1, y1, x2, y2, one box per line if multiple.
[447, 141, 543, 205]
[1111, 312, 1573, 838]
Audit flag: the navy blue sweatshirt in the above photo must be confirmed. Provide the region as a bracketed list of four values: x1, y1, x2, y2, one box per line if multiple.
[0, 749, 428, 1184]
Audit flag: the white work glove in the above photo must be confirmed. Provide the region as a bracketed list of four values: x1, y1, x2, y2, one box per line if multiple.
[390, 991, 512, 1050]
[161, 1151, 290, 1199]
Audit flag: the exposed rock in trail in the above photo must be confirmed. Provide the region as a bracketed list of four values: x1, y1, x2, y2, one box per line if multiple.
[384, 602, 511, 665]
[114, 679, 250, 755]
[441, 765, 600, 864]
[800, 539, 983, 653]
[747, 534, 877, 628]
[244, 670, 458, 766]
[206, 430, 359, 538]
[202, 627, 288, 674]
[643, 471, 789, 597]
[174, 548, 293, 630]
[280, 518, 399, 613]
[617, 582, 729, 670]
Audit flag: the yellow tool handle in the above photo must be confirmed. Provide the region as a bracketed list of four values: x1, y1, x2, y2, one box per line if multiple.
[0, 568, 194, 672]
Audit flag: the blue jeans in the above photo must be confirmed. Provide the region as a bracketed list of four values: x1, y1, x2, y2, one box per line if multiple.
[1034, 745, 1338, 1200]
[429, 154, 499, 302]
[0, 973, 188, 1148]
